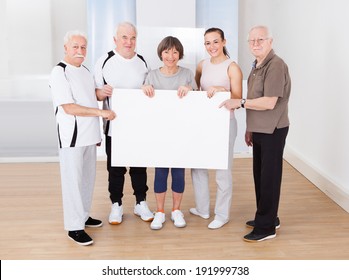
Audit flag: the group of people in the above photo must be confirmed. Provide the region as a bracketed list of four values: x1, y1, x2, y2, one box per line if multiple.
[49, 22, 291, 246]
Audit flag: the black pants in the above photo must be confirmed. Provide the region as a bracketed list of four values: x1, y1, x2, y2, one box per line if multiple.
[252, 127, 289, 234]
[106, 135, 148, 205]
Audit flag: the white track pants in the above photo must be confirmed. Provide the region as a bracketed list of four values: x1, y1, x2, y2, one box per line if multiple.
[59, 145, 96, 231]
[191, 117, 237, 222]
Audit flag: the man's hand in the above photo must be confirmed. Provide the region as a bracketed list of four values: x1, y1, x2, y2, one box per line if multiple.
[100, 110, 116, 120]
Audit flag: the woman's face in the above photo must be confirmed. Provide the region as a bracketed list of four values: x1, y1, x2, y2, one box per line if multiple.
[161, 47, 180, 67]
[204, 31, 226, 58]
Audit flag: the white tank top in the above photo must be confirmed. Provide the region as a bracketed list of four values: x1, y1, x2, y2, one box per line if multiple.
[200, 58, 235, 119]
[200, 58, 232, 91]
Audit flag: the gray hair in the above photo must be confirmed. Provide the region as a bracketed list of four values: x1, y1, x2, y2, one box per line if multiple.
[116, 21, 137, 36]
[248, 25, 273, 39]
[63, 30, 87, 45]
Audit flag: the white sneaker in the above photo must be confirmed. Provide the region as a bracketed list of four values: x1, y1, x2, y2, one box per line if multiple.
[208, 219, 228, 229]
[109, 202, 123, 225]
[171, 210, 186, 228]
[134, 201, 154, 222]
[189, 208, 210, 219]
[150, 212, 166, 230]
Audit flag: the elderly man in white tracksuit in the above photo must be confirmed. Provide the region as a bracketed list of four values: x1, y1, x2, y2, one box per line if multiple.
[49, 30, 115, 246]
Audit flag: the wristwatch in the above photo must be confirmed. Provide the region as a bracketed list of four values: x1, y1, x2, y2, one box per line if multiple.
[241, 98, 246, 108]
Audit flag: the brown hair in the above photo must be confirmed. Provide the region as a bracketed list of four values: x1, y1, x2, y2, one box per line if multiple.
[204, 27, 230, 58]
[157, 36, 184, 61]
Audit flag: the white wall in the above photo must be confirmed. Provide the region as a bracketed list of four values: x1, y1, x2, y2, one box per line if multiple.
[7, 0, 52, 76]
[196, 0, 239, 62]
[0, 0, 87, 159]
[0, 0, 8, 79]
[136, 0, 200, 73]
[51, 0, 87, 67]
[136, 0, 196, 27]
[239, 0, 349, 211]
[0, 0, 53, 100]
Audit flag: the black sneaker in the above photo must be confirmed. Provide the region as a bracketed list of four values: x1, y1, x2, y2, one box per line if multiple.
[243, 231, 276, 242]
[68, 230, 93, 246]
[246, 217, 280, 229]
[85, 217, 103, 228]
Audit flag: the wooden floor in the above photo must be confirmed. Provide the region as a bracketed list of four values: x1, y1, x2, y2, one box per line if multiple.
[1, 158, 349, 260]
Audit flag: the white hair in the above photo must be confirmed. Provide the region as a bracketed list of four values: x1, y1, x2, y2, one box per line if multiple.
[63, 30, 87, 45]
[248, 25, 273, 39]
[115, 21, 137, 36]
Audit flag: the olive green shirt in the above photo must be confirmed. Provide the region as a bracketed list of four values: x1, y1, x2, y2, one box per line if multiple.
[246, 49, 291, 134]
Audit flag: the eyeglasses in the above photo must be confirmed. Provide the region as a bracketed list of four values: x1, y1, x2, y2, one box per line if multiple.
[247, 38, 269, 45]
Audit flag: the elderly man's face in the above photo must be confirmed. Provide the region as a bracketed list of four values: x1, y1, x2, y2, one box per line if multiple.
[114, 25, 137, 59]
[64, 35, 87, 67]
[248, 27, 272, 62]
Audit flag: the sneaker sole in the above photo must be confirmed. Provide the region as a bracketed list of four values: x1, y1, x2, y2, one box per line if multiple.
[174, 224, 186, 228]
[243, 233, 276, 243]
[208, 221, 228, 230]
[85, 223, 103, 228]
[134, 213, 154, 222]
[171, 220, 186, 228]
[109, 220, 122, 225]
[68, 236, 94, 246]
[150, 224, 164, 230]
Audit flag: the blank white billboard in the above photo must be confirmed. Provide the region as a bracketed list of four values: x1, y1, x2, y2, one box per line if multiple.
[111, 89, 231, 169]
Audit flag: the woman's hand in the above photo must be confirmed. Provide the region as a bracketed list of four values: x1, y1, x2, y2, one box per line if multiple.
[206, 86, 226, 98]
[177, 85, 192, 98]
[142, 85, 155, 97]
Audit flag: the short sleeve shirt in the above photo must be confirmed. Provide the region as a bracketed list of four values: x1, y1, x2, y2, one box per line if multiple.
[94, 51, 149, 136]
[246, 50, 291, 133]
[49, 61, 101, 148]
[144, 67, 197, 90]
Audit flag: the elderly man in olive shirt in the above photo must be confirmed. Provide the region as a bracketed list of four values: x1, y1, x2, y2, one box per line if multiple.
[220, 25, 291, 242]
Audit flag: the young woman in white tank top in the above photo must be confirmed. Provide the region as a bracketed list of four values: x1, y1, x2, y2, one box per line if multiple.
[190, 27, 243, 229]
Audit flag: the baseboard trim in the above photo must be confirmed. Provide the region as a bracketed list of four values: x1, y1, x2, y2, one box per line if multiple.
[284, 146, 349, 213]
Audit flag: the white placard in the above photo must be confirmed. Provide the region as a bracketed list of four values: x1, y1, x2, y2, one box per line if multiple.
[111, 89, 230, 169]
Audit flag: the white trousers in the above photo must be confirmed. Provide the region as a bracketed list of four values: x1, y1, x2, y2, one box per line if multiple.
[191, 117, 237, 222]
[59, 145, 96, 231]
